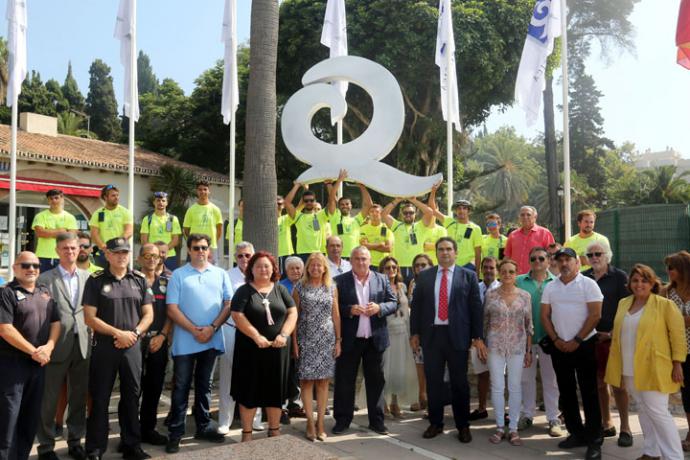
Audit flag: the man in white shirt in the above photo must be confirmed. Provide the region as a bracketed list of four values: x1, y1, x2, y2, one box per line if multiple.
[326, 236, 351, 278]
[541, 247, 604, 460]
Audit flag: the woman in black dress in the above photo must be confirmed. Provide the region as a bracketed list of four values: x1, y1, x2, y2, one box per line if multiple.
[231, 251, 297, 442]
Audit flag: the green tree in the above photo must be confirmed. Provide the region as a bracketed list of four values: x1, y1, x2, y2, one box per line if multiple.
[62, 62, 85, 111]
[137, 51, 159, 95]
[45, 78, 69, 114]
[57, 111, 81, 135]
[18, 71, 55, 115]
[137, 78, 190, 157]
[148, 164, 198, 220]
[85, 59, 121, 141]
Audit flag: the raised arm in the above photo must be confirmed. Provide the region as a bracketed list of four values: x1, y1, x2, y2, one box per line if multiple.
[381, 197, 402, 228]
[328, 169, 348, 215]
[284, 182, 302, 219]
[358, 183, 373, 218]
[408, 197, 434, 227]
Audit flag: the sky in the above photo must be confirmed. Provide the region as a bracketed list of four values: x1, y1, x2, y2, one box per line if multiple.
[2, 0, 689, 158]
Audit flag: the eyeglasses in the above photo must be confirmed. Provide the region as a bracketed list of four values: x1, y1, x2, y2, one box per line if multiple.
[486, 222, 498, 227]
[383, 265, 397, 271]
[153, 191, 168, 199]
[79, 244, 91, 249]
[586, 252, 604, 258]
[191, 245, 209, 252]
[141, 254, 160, 260]
[236, 253, 252, 259]
[530, 256, 546, 262]
[19, 263, 40, 270]
[402, 211, 415, 216]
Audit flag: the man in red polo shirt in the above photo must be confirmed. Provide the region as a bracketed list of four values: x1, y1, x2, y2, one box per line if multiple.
[505, 206, 555, 274]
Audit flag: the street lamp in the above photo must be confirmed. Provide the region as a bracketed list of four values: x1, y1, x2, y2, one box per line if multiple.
[556, 186, 564, 242]
[69, 109, 91, 138]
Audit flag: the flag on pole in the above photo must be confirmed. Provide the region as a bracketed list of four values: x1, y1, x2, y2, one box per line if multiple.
[6, 0, 27, 107]
[321, 0, 348, 98]
[435, 0, 461, 132]
[114, 0, 139, 121]
[515, 0, 561, 126]
[221, 0, 239, 125]
[677, 0, 690, 69]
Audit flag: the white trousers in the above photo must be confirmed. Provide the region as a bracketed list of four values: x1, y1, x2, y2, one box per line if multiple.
[624, 376, 683, 460]
[488, 351, 524, 431]
[520, 344, 559, 422]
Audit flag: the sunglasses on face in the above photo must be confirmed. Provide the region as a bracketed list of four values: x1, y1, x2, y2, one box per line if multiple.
[486, 222, 498, 227]
[530, 256, 546, 262]
[191, 245, 209, 252]
[153, 191, 168, 199]
[402, 211, 415, 216]
[141, 254, 160, 260]
[236, 253, 252, 259]
[586, 252, 603, 258]
[19, 263, 40, 270]
[79, 244, 91, 249]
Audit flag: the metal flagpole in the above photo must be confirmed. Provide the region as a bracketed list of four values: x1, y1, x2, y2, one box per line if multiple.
[228, 120, 236, 268]
[337, 120, 343, 198]
[560, 0, 572, 240]
[127, 0, 136, 269]
[446, 24, 453, 215]
[8, 98, 18, 279]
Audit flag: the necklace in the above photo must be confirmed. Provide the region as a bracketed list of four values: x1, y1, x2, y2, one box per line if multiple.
[256, 286, 275, 326]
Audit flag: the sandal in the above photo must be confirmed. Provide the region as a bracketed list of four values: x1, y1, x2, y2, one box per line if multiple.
[305, 421, 316, 442]
[410, 402, 421, 411]
[268, 426, 281, 437]
[489, 429, 505, 444]
[241, 430, 253, 442]
[508, 431, 523, 446]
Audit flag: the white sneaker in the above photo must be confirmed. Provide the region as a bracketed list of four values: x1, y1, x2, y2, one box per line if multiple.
[217, 425, 230, 435]
[253, 421, 265, 431]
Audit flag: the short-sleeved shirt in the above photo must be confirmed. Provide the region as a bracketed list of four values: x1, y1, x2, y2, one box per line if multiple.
[0, 281, 60, 358]
[224, 218, 243, 246]
[582, 265, 628, 332]
[541, 273, 603, 341]
[564, 232, 610, 271]
[85, 263, 102, 274]
[481, 234, 508, 260]
[277, 215, 294, 257]
[82, 269, 153, 334]
[166, 263, 233, 356]
[504, 225, 555, 274]
[328, 210, 365, 258]
[442, 217, 483, 266]
[516, 271, 555, 343]
[418, 223, 447, 265]
[88, 205, 133, 244]
[140, 212, 182, 257]
[183, 202, 224, 249]
[389, 218, 425, 268]
[150, 273, 170, 332]
[31, 209, 79, 259]
[292, 210, 329, 254]
[359, 221, 395, 267]
[231, 283, 296, 341]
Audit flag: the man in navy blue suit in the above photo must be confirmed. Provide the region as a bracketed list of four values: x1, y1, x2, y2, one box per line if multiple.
[332, 246, 398, 435]
[410, 236, 486, 443]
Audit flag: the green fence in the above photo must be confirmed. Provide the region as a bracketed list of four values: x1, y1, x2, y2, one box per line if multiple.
[594, 204, 690, 279]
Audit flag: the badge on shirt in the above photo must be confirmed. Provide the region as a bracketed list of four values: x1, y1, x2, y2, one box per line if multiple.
[15, 291, 26, 301]
[102, 284, 112, 294]
[159, 284, 167, 294]
[146, 287, 154, 296]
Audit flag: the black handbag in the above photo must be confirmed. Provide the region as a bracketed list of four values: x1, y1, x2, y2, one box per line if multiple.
[538, 335, 556, 355]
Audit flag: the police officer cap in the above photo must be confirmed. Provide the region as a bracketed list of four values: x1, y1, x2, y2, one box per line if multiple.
[106, 237, 130, 252]
[452, 199, 472, 210]
[553, 247, 577, 260]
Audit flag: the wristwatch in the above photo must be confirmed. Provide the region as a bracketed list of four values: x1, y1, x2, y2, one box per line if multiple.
[573, 336, 584, 344]
[133, 328, 141, 339]
[279, 332, 289, 339]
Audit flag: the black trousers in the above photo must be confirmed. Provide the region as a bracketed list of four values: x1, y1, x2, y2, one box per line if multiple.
[0, 355, 44, 460]
[422, 326, 470, 429]
[681, 354, 690, 413]
[334, 338, 385, 427]
[86, 338, 142, 456]
[138, 338, 168, 434]
[551, 337, 603, 444]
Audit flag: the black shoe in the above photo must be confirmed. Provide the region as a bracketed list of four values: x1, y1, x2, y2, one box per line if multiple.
[165, 438, 180, 454]
[194, 429, 225, 443]
[558, 434, 587, 449]
[121, 446, 151, 460]
[86, 454, 101, 460]
[68, 445, 87, 460]
[280, 409, 291, 425]
[422, 424, 443, 439]
[458, 426, 472, 443]
[585, 444, 602, 460]
[38, 452, 60, 460]
[368, 424, 389, 435]
[603, 425, 617, 437]
[468, 409, 488, 421]
[116, 442, 124, 454]
[141, 430, 168, 446]
[55, 423, 64, 438]
[332, 421, 349, 435]
[617, 431, 633, 447]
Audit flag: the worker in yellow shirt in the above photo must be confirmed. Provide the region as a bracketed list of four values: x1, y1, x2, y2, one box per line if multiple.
[183, 180, 224, 263]
[285, 182, 329, 262]
[225, 199, 244, 248]
[276, 195, 295, 272]
[140, 191, 182, 270]
[88, 184, 133, 267]
[481, 212, 508, 260]
[564, 209, 610, 271]
[76, 231, 103, 273]
[32, 189, 79, 272]
[326, 170, 373, 259]
[430, 193, 482, 271]
[359, 204, 394, 269]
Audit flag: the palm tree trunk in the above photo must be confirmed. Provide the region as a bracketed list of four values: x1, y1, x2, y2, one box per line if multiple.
[543, 75, 561, 240]
[243, 0, 279, 254]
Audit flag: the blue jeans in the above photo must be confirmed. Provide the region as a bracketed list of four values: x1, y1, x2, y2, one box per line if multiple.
[167, 349, 219, 439]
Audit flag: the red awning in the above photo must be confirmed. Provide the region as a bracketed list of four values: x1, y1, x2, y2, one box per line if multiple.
[0, 175, 102, 198]
[677, 0, 690, 68]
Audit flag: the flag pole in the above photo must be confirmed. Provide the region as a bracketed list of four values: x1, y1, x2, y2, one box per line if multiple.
[127, 0, 136, 269]
[445, 18, 453, 215]
[337, 120, 343, 198]
[228, 120, 236, 268]
[560, 0, 571, 240]
[8, 98, 17, 278]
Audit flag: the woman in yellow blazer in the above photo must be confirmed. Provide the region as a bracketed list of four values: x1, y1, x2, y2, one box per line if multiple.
[605, 264, 686, 460]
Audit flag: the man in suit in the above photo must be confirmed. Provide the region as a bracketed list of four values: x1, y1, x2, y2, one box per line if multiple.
[410, 236, 486, 443]
[332, 246, 397, 435]
[36, 232, 91, 460]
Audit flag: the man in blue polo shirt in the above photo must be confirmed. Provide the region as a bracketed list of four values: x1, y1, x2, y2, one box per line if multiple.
[165, 234, 233, 453]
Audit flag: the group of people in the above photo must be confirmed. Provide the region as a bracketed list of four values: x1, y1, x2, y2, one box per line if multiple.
[1, 176, 689, 460]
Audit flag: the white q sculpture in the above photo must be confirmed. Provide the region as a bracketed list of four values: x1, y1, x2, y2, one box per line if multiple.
[281, 56, 443, 197]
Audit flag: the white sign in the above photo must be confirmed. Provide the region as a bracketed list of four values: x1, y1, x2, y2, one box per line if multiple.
[281, 56, 443, 197]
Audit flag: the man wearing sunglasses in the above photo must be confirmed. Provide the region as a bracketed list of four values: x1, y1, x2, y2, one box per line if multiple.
[481, 213, 507, 261]
[285, 182, 330, 263]
[76, 232, 102, 274]
[564, 210, 610, 272]
[140, 192, 181, 271]
[0, 252, 61, 460]
[89, 185, 133, 269]
[32, 189, 79, 273]
[326, 170, 373, 261]
[430, 198, 483, 273]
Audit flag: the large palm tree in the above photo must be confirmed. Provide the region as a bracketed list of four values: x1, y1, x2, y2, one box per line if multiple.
[642, 165, 690, 204]
[243, 0, 279, 254]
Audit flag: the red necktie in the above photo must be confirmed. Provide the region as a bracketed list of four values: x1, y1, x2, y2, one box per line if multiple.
[438, 268, 448, 321]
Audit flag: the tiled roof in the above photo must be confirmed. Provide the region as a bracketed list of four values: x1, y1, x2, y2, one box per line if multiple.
[0, 124, 229, 184]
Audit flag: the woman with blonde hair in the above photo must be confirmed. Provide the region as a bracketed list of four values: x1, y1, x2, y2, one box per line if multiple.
[605, 264, 686, 460]
[292, 252, 341, 441]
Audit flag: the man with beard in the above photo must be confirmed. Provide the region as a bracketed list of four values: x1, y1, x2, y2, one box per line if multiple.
[327, 170, 373, 259]
[564, 210, 610, 272]
[76, 232, 102, 274]
[89, 185, 133, 268]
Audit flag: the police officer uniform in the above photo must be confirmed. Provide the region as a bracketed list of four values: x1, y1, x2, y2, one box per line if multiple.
[83, 238, 153, 460]
[0, 280, 60, 460]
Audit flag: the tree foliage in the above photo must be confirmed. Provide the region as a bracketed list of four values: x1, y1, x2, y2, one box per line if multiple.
[62, 62, 85, 111]
[137, 51, 159, 95]
[85, 59, 121, 141]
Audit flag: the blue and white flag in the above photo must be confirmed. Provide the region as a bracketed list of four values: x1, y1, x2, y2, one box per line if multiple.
[321, 0, 348, 98]
[6, 0, 27, 107]
[435, 0, 461, 132]
[515, 0, 561, 126]
[221, 0, 239, 125]
[114, 0, 139, 121]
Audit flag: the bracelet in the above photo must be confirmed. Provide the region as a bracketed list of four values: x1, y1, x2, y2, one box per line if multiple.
[336, 337, 342, 342]
[158, 332, 168, 340]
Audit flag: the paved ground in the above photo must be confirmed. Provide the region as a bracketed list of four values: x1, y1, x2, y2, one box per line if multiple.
[28, 389, 690, 459]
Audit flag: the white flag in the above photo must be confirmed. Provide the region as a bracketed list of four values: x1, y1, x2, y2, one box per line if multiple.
[114, 0, 139, 121]
[515, 0, 561, 126]
[221, 0, 239, 125]
[6, 0, 27, 107]
[435, 0, 461, 132]
[320, 0, 348, 98]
